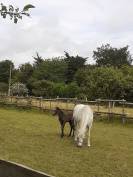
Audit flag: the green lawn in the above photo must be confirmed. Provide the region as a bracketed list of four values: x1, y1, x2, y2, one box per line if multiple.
[0, 107, 133, 177]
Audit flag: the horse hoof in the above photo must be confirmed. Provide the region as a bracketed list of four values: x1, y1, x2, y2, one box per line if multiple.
[74, 138, 78, 141]
[77, 142, 83, 147]
[88, 144, 91, 147]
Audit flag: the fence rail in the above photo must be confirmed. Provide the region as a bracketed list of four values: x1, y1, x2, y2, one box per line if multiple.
[0, 159, 55, 177]
[0, 95, 133, 123]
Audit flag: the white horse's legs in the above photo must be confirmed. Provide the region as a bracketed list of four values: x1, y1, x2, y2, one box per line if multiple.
[75, 122, 87, 147]
[74, 122, 83, 146]
[77, 129, 84, 147]
[74, 122, 77, 141]
[74, 121, 79, 141]
[78, 137, 83, 147]
[74, 132, 78, 141]
[87, 127, 91, 147]
[75, 123, 92, 147]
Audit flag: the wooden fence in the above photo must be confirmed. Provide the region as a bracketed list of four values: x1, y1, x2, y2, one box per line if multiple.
[0, 95, 133, 123]
[0, 159, 55, 177]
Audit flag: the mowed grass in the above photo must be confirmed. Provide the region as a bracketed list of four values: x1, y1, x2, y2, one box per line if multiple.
[0, 107, 133, 177]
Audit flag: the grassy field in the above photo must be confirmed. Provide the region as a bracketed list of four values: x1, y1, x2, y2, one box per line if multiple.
[0, 107, 133, 177]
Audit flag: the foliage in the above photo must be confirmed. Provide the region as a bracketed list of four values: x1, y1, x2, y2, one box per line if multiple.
[32, 57, 67, 83]
[15, 63, 33, 83]
[0, 3, 35, 23]
[10, 82, 28, 96]
[30, 79, 80, 98]
[64, 82, 80, 98]
[33, 52, 44, 67]
[0, 82, 8, 92]
[93, 44, 132, 67]
[75, 66, 133, 101]
[120, 65, 133, 100]
[53, 82, 80, 98]
[31, 80, 54, 97]
[0, 60, 14, 83]
[0, 46, 133, 101]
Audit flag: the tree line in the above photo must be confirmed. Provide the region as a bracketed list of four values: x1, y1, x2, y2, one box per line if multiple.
[0, 44, 133, 101]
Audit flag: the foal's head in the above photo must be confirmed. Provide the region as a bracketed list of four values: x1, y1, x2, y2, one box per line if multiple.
[53, 107, 63, 116]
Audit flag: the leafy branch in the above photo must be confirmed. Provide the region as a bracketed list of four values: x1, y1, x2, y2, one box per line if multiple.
[0, 3, 35, 23]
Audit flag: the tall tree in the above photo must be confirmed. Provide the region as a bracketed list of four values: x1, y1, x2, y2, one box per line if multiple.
[33, 52, 44, 67]
[32, 57, 67, 83]
[93, 44, 132, 67]
[0, 60, 14, 83]
[15, 63, 33, 83]
[64, 52, 87, 83]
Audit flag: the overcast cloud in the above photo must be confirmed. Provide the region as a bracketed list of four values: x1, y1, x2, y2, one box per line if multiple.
[0, 0, 133, 67]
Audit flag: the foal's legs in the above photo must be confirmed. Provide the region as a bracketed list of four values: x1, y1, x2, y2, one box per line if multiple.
[72, 126, 74, 137]
[61, 123, 65, 137]
[68, 123, 72, 136]
[68, 122, 74, 137]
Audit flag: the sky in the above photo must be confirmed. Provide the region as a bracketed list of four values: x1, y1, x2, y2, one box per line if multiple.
[0, 0, 133, 67]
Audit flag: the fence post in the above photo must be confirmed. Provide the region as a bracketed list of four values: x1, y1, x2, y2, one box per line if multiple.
[10, 96, 13, 104]
[66, 99, 68, 110]
[108, 101, 112, 121]
[122, 99, 126, 124]
[56, 96, 59, 108]
[95, 99, 101, 120]
[74, 97, 77, 106]
[49, 100, 52, 110]
[97, 99, 100, 112]
[39, 97, 42, 110]
[27, 97, 32, 109]
[15, 96, 18, 107]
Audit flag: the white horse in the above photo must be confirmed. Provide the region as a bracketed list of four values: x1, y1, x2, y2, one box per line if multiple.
[73, 104, 93, 147]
